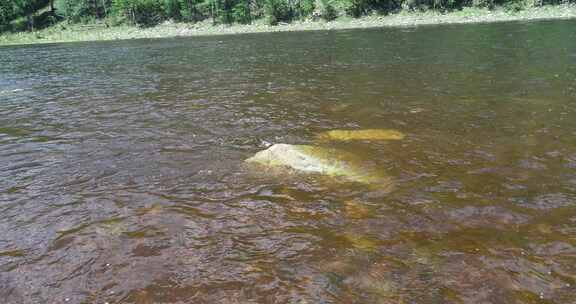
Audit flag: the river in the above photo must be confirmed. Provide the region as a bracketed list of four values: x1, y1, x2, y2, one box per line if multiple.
[1, 19, 576, 303]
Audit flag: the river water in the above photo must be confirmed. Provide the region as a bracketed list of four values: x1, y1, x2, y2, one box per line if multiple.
[1, 19, 576, 303]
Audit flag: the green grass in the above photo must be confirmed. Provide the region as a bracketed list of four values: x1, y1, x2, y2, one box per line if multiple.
[1, 4, 575, 46]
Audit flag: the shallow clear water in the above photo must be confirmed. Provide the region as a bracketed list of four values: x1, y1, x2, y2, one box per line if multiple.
[1, 19, 576, 303]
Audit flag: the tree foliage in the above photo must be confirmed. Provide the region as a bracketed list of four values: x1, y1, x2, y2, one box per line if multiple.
[1, 1, 38, 24]
[1, 0, 52, 31]
[55, 0, 110, 22]
[1, 0, 575, 30]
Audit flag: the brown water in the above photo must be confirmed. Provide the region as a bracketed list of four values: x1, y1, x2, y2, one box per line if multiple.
[1, 19, 576, 304]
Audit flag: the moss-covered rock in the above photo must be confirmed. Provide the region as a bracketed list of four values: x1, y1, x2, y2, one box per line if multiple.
[245, 143, 393, 188]
[318, 129, 405, 141]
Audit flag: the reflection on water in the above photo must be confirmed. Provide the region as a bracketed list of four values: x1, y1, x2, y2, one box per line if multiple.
[1, 19, 576, 303]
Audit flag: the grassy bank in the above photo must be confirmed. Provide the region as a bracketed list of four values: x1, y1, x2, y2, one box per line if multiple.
[1, 4, 575, 46]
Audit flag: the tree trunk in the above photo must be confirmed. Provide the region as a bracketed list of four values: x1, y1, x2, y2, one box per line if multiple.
[27, 14, 34, 31]
[93, 0, 99, 18]
[102, 0, 107, 18]
[214, 0, 219, 25]
[210, 0, 214, 22]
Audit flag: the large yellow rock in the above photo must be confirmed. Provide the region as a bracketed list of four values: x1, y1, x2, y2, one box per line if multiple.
[245, 144, 393, 188]
[318, 129, 405, 141]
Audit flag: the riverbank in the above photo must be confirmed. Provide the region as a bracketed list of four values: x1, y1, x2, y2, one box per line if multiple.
[1, 4, 575, 46]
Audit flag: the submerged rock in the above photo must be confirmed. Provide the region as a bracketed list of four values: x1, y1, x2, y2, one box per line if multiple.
[343, 233, 380, 251]
[318, 129, 405, 141]
[245, 144, 393, 188]
[344, 200, 372, 219]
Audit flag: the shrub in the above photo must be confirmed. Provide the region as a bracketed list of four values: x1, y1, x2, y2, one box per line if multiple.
[314, 0, 337, 20]
[0, 2, 17, 26]
[264, 0, 292, 24]
[112, 0, 164, 26]
[177, 0, 201, 22]
[56, 0, 108, 22]
[163, 0, 182, 20]
[293, 0, 315, 18]
[470, 0, 495, 8]
[232, 1, 251, 23]
[503, 0, 527, 11]
[336, 0, 367, 17]
[133, 0, 164, 25]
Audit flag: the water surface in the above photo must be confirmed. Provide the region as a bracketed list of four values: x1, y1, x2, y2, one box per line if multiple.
[1, 20, 576, 303]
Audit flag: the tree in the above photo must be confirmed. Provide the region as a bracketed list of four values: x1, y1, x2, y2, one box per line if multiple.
[4, 0, 576, 34]
[12, 0, 38, 30]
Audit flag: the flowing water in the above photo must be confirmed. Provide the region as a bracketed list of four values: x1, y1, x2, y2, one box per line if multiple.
[1, 19, 576, 304]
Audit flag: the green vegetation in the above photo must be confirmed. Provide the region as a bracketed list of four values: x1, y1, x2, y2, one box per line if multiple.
[0, 0, 56, 32]
[1, 5, 575, 45]
[0, 0, 575, 45]
[1, 0, 574, 32]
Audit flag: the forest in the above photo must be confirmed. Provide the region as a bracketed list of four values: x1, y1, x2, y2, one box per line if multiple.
[1, 0, 574, 32]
